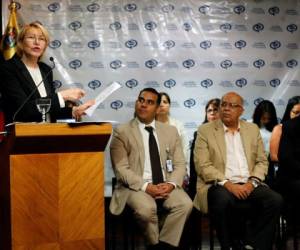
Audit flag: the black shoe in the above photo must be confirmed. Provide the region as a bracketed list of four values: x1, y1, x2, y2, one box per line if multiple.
[159, 241, 178, 249]
[147, 243, 160, 250]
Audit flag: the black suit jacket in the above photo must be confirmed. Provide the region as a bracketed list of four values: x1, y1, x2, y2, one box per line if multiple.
[0, 55, 72, 123]
[278, 115, 300, 180]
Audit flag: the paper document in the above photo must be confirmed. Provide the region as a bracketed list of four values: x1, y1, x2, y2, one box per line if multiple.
[85, 81, 122, 117]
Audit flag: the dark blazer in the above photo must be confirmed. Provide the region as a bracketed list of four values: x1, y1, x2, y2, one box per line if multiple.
[278, 115, 300, 180]
[0, 55, 72, 123]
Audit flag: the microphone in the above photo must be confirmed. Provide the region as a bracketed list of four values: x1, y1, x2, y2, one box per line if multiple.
[12, 57, 56, 122]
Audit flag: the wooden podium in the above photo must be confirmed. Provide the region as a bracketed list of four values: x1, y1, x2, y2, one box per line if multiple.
[0, 123, 112, 250]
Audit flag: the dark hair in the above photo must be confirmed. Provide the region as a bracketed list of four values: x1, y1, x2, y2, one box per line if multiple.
[203, 98, 221, 123]
[281, 96, 300, 123]
[138, 88, 161, 105]
[159, 92, 171, 104]
[252, 100, 278, 132]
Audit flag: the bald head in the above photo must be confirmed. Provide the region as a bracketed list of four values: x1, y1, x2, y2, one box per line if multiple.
[221, 92, 244, 107]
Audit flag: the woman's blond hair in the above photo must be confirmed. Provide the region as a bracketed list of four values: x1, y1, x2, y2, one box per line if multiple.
[16, 21, 50, 58]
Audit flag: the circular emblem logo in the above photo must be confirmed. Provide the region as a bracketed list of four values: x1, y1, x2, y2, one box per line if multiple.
[88, 80, 101, 90]
[145, 21, 157, 31]
[164, 79, 176, 89]
[269, 79, 281, 88]
[87, 3, 100, 12]
[253, 59, 265, 69]
[182, 59, 195, 69]
[201, 79, 213, 88]
[48, 2, 60, 12]
[253, 23, 264, 32]
[235, 40, 246, 49]
[200, 40, 212, 50]
[184, 99, 196, 108]
[110, 60, 122, 69]
[88, 40, 101, 50]
[145, 59, 158, 69]
[69, 59, 82, 70]
[163, 40, 175, 50]
[68, 21, 82, 31]
[125, 79, 138, 89]
[125, 39, 138, 49]
[111, 100, 123, 110]
[220, 60, 232, 69]
[235, 78, 247, 88]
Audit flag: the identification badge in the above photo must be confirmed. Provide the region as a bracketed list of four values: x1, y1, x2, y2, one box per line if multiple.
[166, 159, 173, 172]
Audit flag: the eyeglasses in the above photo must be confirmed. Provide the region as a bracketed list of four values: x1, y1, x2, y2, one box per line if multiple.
[137, 97, 156, 106]
[207, 108, 219, 113]
[291, 110, 300, 116]
[24, 35, 46, 43]
[220, 101, 242, 109]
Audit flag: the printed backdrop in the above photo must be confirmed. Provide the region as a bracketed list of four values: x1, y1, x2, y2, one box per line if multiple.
[2, 0, 300, 195]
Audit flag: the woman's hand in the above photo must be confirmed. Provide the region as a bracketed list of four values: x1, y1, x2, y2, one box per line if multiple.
[72, 99, 95, 121]
[59, 88, 86, 102]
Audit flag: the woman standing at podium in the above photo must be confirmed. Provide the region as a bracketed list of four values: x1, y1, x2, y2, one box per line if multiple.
[0, 21, 94, 124]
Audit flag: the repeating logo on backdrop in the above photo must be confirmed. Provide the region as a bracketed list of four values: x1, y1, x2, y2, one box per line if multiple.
[163, 40, 175, 50]
[198, 5, 210, 14]
[88, 80, 101, 90]
[220, 23, 232, 32]
[270, 40, 281, 50]
[201, 79, 213, 88]
[110, 60, 122, 69]
[268, 6, 280, 16]
[184, 98, 196, 108]
[220, 60, 232, 69]
[253, 23, 264, 32]
[235, 40, 246, 49]
[235, 78, 247, 88]
[87, 3, 100, 13]
[52, 80, 62, 89]
[200, 40, 212, 50]
[145, 59, 158, 69]
[234, 5, 245, 14]
[88, 40, 101, 50]
[270, 79, 281, 88]
[183, 59, 195, 69]
[287, 24, 297, 33]
[161, 4, 175, 13]
[48, 2, 60, 12]
[69, 59, 82, 70]
[183, 22, 192, 31]
[126, 79, 138, 89]
[164, 79, 176, 89]
[253, 59, 265, 69]
[111, 100, 123, 110]
[145, 21, 157, 31]
[286, 59, 298, 68]
[124, 3, 137, 12]
[68, 21, 82, 31]
[254, 98, 264, 106]
[109, 22, 122, 31]
[125, 39, 138, 49]
[49, 40, 61, 49]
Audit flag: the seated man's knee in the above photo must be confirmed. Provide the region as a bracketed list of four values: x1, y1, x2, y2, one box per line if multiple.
[134, 203, 157, 223]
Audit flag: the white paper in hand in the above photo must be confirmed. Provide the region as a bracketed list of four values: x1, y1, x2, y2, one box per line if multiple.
[85, 81, 122, 117]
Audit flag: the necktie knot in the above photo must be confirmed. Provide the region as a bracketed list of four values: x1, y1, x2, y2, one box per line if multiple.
[145, 126, 153, 133]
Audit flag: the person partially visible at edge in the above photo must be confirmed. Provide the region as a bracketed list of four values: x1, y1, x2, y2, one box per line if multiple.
[193, 92, 283, 250]
[269, 96, 300, 162]
[0, 22, 94, 124]
[155, 92, 189, 177]
[109, 88, 193, 250]
[188, 98, 220, 199]
[252, 100, 278, 155]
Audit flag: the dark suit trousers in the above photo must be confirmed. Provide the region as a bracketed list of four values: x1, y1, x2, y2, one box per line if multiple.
[208, 184, 283, 250]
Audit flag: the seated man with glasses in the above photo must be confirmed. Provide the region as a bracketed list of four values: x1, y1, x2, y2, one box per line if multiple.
[109, 88, 193, 250]
[193, 91, 283, 250]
